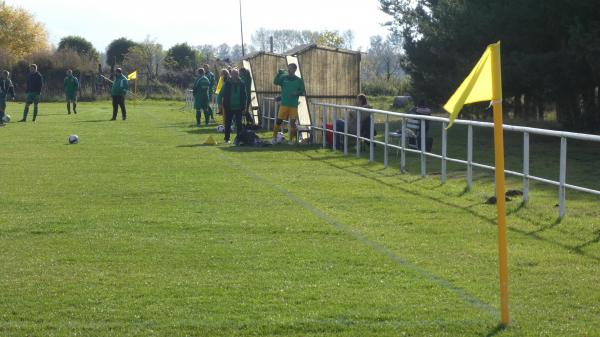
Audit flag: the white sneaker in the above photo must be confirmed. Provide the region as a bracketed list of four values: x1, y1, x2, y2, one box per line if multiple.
[225, 140, 231, 144]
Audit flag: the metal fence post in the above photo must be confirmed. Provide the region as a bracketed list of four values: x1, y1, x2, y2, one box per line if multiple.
[384, 114, 389, 168]
[559, 137, 567, 218]
[344, 109, 349, 156]
[310, 103, 315, 144]
[266, 100, 271, 131]
[442, 122, 447, 183]
[523, 132, 530, 203]
[467, 124, 473, 189]
[322, 106, 327, 149]
[420, 119, 426, 177]
[401, 118, 406, 173]
[261, 98, 265, 126]
[369, 112, 375, 162]
[356, 110, 361, 158]
[333, 107, 338, 151]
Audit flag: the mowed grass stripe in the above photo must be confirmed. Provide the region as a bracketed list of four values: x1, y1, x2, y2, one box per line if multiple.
[216, 150, 498, 317]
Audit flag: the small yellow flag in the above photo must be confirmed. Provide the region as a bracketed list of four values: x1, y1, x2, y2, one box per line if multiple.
[203, 136, 217, 145]
[215, 76, 224, 94]
[443, 42, 501, 126]
[127, 71, 137, 80]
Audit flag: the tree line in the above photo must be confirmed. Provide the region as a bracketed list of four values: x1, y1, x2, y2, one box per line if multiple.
[380, 0, 600, 131]
[1, 2, 405, 100]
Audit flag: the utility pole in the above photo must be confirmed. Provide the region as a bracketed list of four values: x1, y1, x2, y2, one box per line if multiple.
[240, 0, 245, 57]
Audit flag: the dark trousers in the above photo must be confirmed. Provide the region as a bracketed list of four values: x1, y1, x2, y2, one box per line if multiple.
[112, 95, 126, 120]
[224, 109, 242, 142]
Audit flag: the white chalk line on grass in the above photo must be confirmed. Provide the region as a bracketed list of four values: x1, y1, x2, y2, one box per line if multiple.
[216, 152, 499, 320]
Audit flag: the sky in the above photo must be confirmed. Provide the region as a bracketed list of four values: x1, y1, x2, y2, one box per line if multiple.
[8, 0, 392, 52]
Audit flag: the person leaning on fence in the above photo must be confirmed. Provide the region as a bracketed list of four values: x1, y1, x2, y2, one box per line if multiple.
[221, 68, 247, 144]
[193, 68, 211, 127]
[202, 64, 216, 123]
[19, 64, 43, 122]
[64, 69, 80, 115]
[0, 70, 16, 127]
[345, 94, 374, 148]
[272, 63, 305, 145]
[239, 67, 253, 125]
[111, 68, 129, 121]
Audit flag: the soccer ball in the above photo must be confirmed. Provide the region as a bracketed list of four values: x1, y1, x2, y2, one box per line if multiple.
[216, 125, 225, 133]
[276, 132, 285, 143]
[68, 134, 79, 144]
[2, 114, 10, 123]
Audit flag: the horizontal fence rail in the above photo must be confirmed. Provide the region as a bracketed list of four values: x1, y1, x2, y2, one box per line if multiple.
[260, 97, 600, 218]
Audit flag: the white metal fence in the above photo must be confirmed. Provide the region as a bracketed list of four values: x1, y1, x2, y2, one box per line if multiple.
[184, 89, 193, 110]
[261, 97, 600, 218]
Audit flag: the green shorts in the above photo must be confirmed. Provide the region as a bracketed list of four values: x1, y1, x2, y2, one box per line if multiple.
[194, 96, 209, 110]
[66, 93, 77, 101]
[26, 92, 40, 104]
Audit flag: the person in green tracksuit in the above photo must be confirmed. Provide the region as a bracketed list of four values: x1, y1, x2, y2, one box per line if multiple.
[111, 68, 129, 121]
[0, 70, 16, 127]
[193, 68, 211, 126]
[221, 68, 247, 144]
[64, 69, 80, 115]
[272, 63, 305, 144]
[203, 64, 215, 122]
[240, 67, 253, 125]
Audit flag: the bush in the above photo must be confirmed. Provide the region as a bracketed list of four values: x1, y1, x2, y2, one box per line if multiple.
[362, 77, 411, 96]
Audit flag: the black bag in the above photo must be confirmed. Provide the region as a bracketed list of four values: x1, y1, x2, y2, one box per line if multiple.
[234, 128, 260, 146]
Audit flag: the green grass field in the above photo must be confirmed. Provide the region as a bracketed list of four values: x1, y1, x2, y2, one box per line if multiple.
[1, 100, 599, 336]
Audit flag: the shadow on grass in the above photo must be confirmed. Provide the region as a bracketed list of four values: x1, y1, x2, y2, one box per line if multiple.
[573, 229, 600, 252]
[176, 144, 218, 148]
[218, 144, 320, 153]
[483, 323, 506, 337]
[76, 119, 112, 123]
[299, 151, 600, 262]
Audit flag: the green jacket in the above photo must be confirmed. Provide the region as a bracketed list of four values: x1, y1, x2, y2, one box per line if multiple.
[111, 74, 129, 96]
[273, 70, 305, 107]
[193, 76, 210, 102]
[222, 79, 247, 111]
[64, 75, 79, 95]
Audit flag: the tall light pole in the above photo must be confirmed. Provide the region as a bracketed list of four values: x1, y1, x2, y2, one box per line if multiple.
[239, 0, 245, 57]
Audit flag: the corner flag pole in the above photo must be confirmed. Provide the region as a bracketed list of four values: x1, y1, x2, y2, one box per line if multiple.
[491, 43, 510, 326]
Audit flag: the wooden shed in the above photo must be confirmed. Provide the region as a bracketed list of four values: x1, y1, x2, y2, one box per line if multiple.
[243, 51, 287, 124]
[287, 44, 362, 107]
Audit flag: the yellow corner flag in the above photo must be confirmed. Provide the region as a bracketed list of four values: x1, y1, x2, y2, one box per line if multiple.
[127, 71, 137, 81]
[443, 42, 500, 126]
[444, 41, 510, 327]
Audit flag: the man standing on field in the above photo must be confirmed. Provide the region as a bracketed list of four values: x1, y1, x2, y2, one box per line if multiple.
[272, 63, 305, 144]
[19, 64, 43, 122]
[64, 69, 79, 115]
[193, 68, 211, 126]
[0, 70, 16, 127]
[203, 64, 216, 123]
[111, 68, 129, 121]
